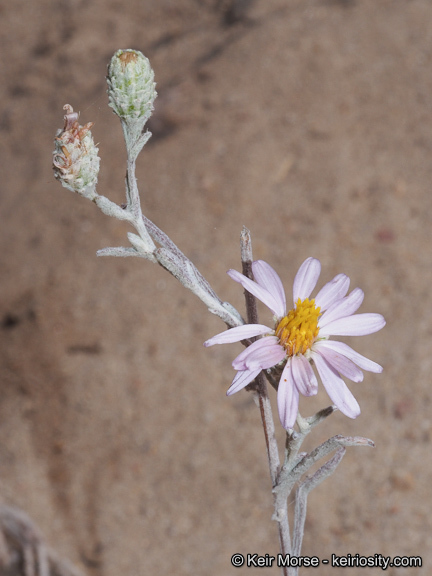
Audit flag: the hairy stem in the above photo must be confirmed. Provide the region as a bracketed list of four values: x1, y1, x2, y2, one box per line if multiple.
[239, 227, 291, 574]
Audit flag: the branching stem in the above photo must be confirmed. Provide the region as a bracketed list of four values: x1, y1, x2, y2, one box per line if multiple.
[54, 78, 378, 576]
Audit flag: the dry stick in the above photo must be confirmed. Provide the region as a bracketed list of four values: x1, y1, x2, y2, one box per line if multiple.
[239, 228, 292, 571]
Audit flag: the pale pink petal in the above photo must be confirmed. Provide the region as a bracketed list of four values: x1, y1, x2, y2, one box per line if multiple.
[314, 273, 350, 310]
[319, 288, 364, 328]
[291, 355, 318, 396]
[204, 324, 272, 347]
[232, 337, 285, 370]
[252, 260, 286, 318]
[319, 313, 386, 337]
[277, 361, 299, 429]
[245, 345, 286, 370]
[293, 257, 321, 304]
[314, 345, 363, 383]
[226, 368, 261, 396]
[232, 336, 278, 367]
[227, 269, 282, 316]
[312, 353, 360, 418]
[314, 340, 383, 373]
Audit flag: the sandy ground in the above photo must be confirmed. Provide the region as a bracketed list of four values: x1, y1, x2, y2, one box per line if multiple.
[0, 0, 431, 574]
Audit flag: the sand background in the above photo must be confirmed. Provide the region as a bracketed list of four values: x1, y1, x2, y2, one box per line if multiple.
[0, 0, 430, 574]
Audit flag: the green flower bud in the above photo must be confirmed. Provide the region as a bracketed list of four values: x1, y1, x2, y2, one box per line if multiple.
[53, 105, 100, 198]
[107, 49, 157, 127]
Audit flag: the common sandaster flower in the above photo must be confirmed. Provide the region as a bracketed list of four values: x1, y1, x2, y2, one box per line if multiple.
[204, 258, 385, 429]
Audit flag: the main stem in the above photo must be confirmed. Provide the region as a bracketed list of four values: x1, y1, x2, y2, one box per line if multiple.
[240, 229, 291, 574]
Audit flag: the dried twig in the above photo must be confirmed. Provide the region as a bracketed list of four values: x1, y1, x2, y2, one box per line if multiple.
[0, 505, 85, 576]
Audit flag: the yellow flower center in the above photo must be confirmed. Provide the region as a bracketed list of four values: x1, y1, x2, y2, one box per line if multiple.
[275, 298, 321, 356]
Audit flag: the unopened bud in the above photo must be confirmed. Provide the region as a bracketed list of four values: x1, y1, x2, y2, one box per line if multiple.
[53, 104, 100, 198]
[107, 49, 156, 126]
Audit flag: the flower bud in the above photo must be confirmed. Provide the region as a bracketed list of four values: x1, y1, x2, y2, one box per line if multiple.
[107, 49, 157, 127]
[53, 105, 100, 198]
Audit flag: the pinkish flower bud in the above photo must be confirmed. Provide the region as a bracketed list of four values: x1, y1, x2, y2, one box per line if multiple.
[53, 104, 100, 198]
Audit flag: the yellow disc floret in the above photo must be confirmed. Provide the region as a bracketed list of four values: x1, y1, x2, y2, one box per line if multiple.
[275, 298, 321, 356]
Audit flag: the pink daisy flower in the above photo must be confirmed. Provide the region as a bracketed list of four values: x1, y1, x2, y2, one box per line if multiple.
[204, 258, 385, 430]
